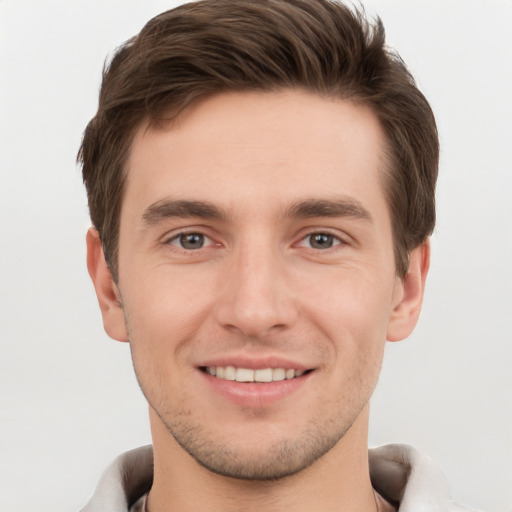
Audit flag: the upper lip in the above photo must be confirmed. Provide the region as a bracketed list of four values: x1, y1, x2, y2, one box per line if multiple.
[198, 354, 313, 371]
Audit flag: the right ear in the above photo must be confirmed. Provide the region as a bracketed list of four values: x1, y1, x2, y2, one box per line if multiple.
[86, 228, 129, 342]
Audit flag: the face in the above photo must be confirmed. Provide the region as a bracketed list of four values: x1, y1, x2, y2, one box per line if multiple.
[89, 90, 426, 480]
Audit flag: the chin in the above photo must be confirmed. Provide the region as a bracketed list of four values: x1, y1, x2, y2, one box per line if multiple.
[159, 409, 357, 481]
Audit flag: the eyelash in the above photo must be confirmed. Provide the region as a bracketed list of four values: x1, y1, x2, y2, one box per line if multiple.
[297, 231, 345, 250]
[165, 231, 217, 251]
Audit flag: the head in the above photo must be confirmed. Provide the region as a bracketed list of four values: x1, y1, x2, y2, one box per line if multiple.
[79, 0, 438, 283]
[81, 0, 437, 483]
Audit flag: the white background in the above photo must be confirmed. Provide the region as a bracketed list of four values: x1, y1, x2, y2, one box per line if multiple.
[1, 1, 511, 511]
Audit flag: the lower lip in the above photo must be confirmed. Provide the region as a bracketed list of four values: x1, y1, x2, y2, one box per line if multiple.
[199, 370, 312, 408]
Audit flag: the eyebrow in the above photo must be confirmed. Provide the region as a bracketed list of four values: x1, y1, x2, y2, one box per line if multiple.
[141, 199, 226, 227]
[140, 196, 372, 228]
[284, 198, 372, 222]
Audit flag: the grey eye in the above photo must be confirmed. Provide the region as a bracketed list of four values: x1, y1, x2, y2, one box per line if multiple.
[177, 233, 205, 250]
[308, 233, 336, 249]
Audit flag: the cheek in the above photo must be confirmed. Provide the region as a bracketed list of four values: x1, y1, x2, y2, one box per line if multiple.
[303, 266, 395, 342]
[121, 267, 225, 389]
[301, 268, 392, 400]
[120, 280, 199, 384]
[122, 264, 216, 333]
[125, 300, 198, 415]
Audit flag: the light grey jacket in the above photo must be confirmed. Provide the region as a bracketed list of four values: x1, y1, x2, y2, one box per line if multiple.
[81, 444, 479, 511]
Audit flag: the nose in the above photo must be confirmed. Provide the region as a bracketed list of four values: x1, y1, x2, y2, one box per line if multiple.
[214, 240, 298, 337]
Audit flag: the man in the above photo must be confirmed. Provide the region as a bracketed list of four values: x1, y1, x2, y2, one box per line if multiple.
[78, 1, 475, 510]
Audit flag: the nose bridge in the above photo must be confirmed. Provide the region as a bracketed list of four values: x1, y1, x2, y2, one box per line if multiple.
[215, 233, 296, 336]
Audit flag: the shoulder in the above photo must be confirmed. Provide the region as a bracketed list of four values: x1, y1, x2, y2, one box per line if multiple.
[369, 444, 481, 512]
[80, 446, 153, 512]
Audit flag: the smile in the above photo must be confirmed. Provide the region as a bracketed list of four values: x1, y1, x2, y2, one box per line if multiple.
[201, 366, 307, 383]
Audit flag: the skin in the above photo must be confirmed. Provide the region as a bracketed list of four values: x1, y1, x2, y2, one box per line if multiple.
[87, 90, 429, 512]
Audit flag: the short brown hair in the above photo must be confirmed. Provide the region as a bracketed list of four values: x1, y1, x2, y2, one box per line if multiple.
[78, 0, 438, 280]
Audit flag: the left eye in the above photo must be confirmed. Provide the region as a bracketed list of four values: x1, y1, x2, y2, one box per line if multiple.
[299, 233, 342, 249]
[169, 232, 212, 250]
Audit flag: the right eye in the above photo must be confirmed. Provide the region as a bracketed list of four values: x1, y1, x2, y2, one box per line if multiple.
[168, 232, 213, 250]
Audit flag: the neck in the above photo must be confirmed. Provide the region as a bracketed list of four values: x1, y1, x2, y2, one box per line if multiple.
[147, 406, 377, 512]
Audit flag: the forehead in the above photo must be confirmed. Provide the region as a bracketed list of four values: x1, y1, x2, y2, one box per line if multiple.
[123, 90, 388, 220]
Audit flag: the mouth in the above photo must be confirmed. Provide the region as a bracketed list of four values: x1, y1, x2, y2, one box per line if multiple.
[199, 366, 312, 383]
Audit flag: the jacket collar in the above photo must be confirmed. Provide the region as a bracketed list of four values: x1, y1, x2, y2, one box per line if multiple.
[81, 444, 475, 511]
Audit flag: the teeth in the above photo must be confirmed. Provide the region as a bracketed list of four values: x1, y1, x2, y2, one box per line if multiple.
[224, 365, 236, 381]
[205, 366, 307, 382]
[236, 368, 254, 382]
[254, 368, 272, 382]
[272, 368, 285, 381]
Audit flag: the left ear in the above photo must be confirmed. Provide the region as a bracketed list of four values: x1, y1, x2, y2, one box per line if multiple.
[386, 240, 430, 342]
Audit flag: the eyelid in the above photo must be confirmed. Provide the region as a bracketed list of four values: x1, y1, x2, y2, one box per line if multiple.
[169, 232, 214, 247]
[297, 234, 342, 250]
[159, 225, 351, 251]
[160, 224, 209, 240]
[161, 227, 220, 248]
[295, 228, 349, 247]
